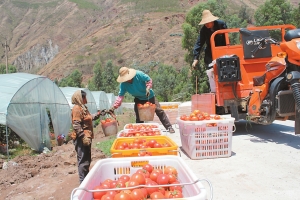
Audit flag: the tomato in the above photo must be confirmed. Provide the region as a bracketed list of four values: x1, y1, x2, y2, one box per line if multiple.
[148, 139, 157, 148]
[193, 109, 201, 115]
[152, 169, 163, 174]
[168, 190, 184, 198]
[116, 179, 126, 188]
[119, 175, 130, 182]
[106, 190, 117, 197]
[129, 189, 146, 200]
[117, 145, 124, 150]
[214, 115, 221, 120]
[110, 180, 118, 188]
[169, 181, 183, 192]
[142, 164, 154, 173]
[136, 169, 150, 178]
[127, 180, 140, 188]
[190, 116, 198, 121]
[156, 174, 170, 185]
[145, 180, 159, 195]
[150, 191, 165, 199]
[93, 185, 108, 199]
[130, 173, 146, 185]
[167, 174, 177, 183]
[164, 166, 178, 177]
[153, 143, 162, 148]
[114, 192, 131, 200]
[180, 115, 187, 120]
[149, 171, 160, 182]
[101, 194, 114, 200]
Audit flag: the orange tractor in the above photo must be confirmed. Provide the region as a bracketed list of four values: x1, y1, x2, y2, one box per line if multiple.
[199, 24, 300, 134]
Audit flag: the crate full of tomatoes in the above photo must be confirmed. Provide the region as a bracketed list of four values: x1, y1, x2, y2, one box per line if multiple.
[117, 128, 165, 137]
[177, 110, 235, 160]
[137, 101, 156, 121]
[71, 156, 209, 200]
[118, 123, 165, 137]
[110, 136, 178, 157]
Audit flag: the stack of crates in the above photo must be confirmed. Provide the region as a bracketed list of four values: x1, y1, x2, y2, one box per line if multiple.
[112, 122, 179, 157]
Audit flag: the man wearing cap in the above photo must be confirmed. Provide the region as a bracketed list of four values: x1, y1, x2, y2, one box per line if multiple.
[110, 67, 175, 133]
[192, 10, 227, 69]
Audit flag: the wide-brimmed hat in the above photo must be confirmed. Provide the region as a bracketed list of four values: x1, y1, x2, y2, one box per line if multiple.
[117, 67, 137, 83]
[198, 10, 219, 25]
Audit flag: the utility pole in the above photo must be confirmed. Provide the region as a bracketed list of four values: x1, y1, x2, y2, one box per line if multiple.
[2, 40, 10, 74]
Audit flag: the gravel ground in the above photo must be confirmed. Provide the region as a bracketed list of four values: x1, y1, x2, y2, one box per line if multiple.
[167, 119, 300, 200]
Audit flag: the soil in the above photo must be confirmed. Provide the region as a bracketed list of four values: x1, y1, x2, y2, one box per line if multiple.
[0, 130, 109, 200]
[0, 113, 132, 200]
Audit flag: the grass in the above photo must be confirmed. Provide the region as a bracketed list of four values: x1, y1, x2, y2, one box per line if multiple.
[95, 136, 116, 157]
[68, 0, 99, 9]
[120, 0, 185, 13]
[12, 0, 59, 9]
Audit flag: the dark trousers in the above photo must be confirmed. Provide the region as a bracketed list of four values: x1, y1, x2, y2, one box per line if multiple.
[74, 137, 91, 184]
[134, 97, 172, 129]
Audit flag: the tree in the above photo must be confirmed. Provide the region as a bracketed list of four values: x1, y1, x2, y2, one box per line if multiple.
[150, 64, 177, 102]
[58, 69, 82, 87]
[0, 64, 17, 74]
[254, 0, 294, 26]
[88, 61, 102, 91]
[292, 3, 300, 28]
[101, 60, 117, 93]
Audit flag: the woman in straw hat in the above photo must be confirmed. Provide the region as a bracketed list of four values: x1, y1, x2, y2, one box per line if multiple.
[192, 10, 227, 69]
[110, 67, 175, 133]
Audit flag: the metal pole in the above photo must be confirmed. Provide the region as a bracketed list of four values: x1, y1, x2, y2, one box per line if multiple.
[2, 40, 10, 74]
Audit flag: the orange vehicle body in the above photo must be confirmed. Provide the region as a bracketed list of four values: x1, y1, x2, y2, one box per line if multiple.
[210, 25, 295, 107]
[200, 24, 300, 132]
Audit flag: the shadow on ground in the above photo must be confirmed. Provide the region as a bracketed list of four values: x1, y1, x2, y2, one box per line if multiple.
[233, 120, 300, 150]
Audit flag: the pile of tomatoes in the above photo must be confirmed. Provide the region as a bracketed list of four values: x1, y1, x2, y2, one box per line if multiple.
[115, 138, 172, 151]
[101, 118, 117, 125]
[93, 163, 184, 200]
[124, 124, 159, 130]
[180, 110, 221, 121]
[137, 101, 156, 109]
[119, 124, 162, 137]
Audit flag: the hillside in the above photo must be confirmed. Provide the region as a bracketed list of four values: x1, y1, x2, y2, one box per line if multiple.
[0, 0, 267, 84]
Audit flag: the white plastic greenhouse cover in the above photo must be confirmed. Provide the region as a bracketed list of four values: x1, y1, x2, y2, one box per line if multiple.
[0, 73, 71, 152]
[59, 87, 97, 114]
[91, 91, 109, 110]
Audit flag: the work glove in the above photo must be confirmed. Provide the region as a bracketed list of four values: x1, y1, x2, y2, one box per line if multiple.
[82, 131, 92, 146]
[192, 60, 199, 70]
[146, 87, 150, 97]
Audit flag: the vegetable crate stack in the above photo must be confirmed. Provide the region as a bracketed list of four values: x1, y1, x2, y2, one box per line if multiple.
[177, 112, 235, 159]
[71, 156, 210, 200]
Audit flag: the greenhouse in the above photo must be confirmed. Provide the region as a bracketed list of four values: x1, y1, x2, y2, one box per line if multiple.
[0, 73, 71, 152]
[59, 87, 97, 114]
[106, 93, 122, 115]
[91, 91, 110, 111]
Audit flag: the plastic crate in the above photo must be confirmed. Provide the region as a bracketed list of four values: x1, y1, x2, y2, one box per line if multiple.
[123, 122, 160, 130]
[110, 136, 178, 157]
[176, 115, 235, 159]
[71, 156, 208, 200]
[117, 128, 166, 137]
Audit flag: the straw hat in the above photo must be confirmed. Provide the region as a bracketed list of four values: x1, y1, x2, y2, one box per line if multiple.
[198, 10, 219, 25]
[117, 67, 137, 83]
